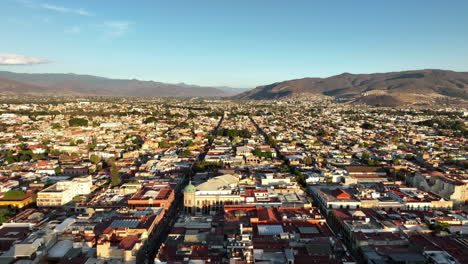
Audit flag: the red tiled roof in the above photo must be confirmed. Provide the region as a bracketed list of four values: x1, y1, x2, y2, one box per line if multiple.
[331, 188, 351, 199]
[257, 207, 279, 223]
[119, 235, 140, 250]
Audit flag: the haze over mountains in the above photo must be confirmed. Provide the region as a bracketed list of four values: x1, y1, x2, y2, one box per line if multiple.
[0, 71, 249, 97]
[234, 69, 468, 106]
[0, 70, 467, 105]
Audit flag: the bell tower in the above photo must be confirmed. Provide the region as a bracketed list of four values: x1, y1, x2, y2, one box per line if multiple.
[183, 181, 196, 213]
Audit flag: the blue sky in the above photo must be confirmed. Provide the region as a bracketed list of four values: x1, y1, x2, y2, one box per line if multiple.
[1, 0, 468, 88]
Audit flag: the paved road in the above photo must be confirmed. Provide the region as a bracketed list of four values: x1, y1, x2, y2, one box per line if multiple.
[248, 115, 284, 160]
[142, 114, 225, 263]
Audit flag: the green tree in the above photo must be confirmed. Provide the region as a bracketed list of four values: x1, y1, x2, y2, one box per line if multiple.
[143, 116, 158, 124]
[54, 167, 62, 174]
[253, 148, 262, 157]
[303, 157, 314, 165]
[179, 122, 190, 129]
[206, 135, 215, 144]
[110, 163, 121, 187]
[32, 154, 45, 161]
[50, 149, 61, 156]
[90, 154, 100, 164]
[253, 148, 273, 159]
[0, 209, 10, 224]
[437, 222, 451, 232]
[281, 165, 291, 173]
[184, 140, 194, 147]
[69, 118, 88, 127]
[51, 123, 61, 129]
[294, 171, 306, 187]
[5, 155, 18, 164]
[192, 160, 223, 172]
[266, 136, 277, 147]
[179, 150, 192, 156]
[19, 154, 31, 161]
[87, 143, 97, 150]
[317, 129, 328, 137]
[159, 141, 170, 148]
[361, 122, 375, 130]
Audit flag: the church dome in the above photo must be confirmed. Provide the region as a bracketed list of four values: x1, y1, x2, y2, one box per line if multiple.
[184, 182, 196, 193]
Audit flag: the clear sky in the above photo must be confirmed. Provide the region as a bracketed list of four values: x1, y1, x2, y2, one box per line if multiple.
[1, 0, 468, 88]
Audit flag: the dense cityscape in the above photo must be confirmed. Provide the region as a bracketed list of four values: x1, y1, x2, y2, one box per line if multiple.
[0, 96, 465, 263]
[1, 1, 468, 263]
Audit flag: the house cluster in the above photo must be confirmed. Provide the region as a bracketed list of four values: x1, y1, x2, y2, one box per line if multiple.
[0, 97, 465, 263]
[0, 206, 165, 263]
[249, 101, 468, 264]
[155, 113, 356, 263]
[0, 98, 226, 263]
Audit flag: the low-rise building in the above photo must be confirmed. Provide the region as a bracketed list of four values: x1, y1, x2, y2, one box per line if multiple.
[37, 175, 92, 206]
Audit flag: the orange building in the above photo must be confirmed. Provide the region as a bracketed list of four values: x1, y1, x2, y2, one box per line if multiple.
[128, 187, 174, 210]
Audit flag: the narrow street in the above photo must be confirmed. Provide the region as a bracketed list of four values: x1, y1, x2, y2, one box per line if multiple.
[248, 115, 283, 160]
[143, 113, 225, 263]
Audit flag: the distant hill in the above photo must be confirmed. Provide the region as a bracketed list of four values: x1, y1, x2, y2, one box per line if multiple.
[0, 71, 246, 97]
[213, 86, 251, 94]
[0, 78, 62, 95]
[234, 69, 468, 105]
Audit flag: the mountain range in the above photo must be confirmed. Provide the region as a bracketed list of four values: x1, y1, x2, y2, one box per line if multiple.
[0, 71, 249, 97]
[234, 69, 468, 106]
[0, 70, 467, 105]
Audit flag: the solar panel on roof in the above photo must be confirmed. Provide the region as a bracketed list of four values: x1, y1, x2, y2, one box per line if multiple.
[257, 225, 284, 236]
[109, 219, 139, 229]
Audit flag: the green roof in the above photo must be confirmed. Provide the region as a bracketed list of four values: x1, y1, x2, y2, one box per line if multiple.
[184, 182, 196, 193]
[2, 190, 26, 199]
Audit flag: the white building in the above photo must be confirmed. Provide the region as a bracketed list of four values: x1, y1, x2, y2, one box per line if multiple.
[37, 176, 92, 206]
[99, 122, 123, 128]
[261, 173, 291, 186]
[309, 186, 361, 213]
